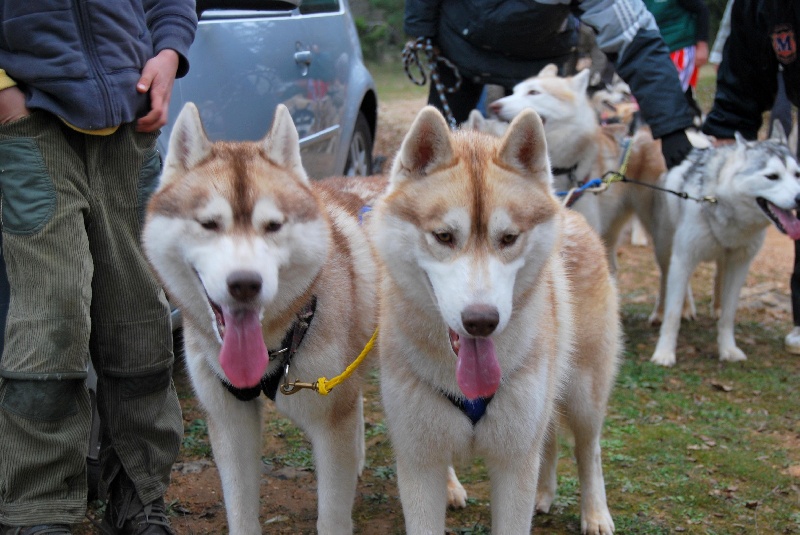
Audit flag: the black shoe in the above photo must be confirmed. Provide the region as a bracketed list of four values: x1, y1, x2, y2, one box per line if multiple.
[101, 472, 175, 535]
[0, 526, 72, 535]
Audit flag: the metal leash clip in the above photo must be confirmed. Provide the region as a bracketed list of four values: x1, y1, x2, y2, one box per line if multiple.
[280, 362, 317, 395]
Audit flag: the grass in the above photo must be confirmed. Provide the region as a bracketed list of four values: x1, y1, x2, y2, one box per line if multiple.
[367, 58, 429, 102]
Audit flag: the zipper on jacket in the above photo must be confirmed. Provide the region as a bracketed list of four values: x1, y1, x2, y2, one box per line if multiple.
[73, 0, 116, 128]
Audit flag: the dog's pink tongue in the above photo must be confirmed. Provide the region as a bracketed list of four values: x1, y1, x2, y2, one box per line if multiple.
[775, 206, 800, 240]
[455, 336, 501, 400]
[219, 308, 268, 388]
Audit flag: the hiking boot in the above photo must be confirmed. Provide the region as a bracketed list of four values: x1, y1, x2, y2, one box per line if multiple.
[101, 472, 175, 535]
[785, 326, 800, 354]
[0, 526, 72, 535]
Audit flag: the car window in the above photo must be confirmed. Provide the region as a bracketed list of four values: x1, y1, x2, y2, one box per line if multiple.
[197, 0, 300, 17]
[299, 0, 340, 15]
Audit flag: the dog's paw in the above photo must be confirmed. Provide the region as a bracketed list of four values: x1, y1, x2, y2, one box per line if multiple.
[650, 350, 676, 367]
[535, 491, 555, 514]
[446, 467, 468, 509]
[719, 346, 747, 362]
[581, 511, 615, 535]
[648, 311, 663, 326]
[581, 516, 614, 535]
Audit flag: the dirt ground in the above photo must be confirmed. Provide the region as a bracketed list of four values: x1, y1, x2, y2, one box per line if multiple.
[79, 97, 796, 534]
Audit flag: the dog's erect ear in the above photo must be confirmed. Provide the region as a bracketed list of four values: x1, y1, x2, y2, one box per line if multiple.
[263, 104, 308, 183]
[465, 109, 486, 132]
[734, 131, 750, 149]
[538, 63, 559, 77]
[770, 120, 789, 145]
[571, 69, 591, 95]
[162, 102, 213, 183]
[497, 109, 550, 183]
[390, 106, 454, 185]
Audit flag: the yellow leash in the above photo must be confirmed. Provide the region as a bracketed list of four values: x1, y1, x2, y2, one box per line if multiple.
[280, 328, 378, 396]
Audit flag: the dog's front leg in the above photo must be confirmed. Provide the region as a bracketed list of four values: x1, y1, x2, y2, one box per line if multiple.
[395, 454, 450, 534]
[716, 254, 752, 362]
[534, 419, 559, 514]
[651, 250, 697, 367]
[301, 394, 363, 535]
[489, 443, 541, 534]
[192, 365, 264, 535]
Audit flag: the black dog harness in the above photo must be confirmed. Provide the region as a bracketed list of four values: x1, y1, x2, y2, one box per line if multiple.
[221, 296, 317, 402]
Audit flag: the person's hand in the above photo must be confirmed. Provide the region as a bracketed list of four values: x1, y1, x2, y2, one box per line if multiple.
[709, 136, 735, 147]
[695, 41, 709, 70]
[660, 129, 693, 169]
[136, 49, 180, 133]
[0, 85, 29, 124]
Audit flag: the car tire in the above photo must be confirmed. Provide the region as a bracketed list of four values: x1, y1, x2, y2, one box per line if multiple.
[344, 111, 373, 177]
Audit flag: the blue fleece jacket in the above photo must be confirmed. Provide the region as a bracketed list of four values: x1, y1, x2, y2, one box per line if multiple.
[0, 0, 197, 131]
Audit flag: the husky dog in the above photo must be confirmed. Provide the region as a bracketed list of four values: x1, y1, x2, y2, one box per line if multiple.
[487, 65, 666, 273]
[374, 106, 621, 534]
[142, 103, 377, 534]
[649, 128, 800, 366]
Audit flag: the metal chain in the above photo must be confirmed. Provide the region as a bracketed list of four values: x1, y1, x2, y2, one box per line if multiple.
[402, 37, 462, 129]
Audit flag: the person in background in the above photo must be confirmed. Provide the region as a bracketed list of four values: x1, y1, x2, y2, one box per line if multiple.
[709, 0, 734, 67]
[643, 0, 710, 121]
[701, 0, 800, 355]
[0, 1, 197, 534]
[404, 0, 696, 170]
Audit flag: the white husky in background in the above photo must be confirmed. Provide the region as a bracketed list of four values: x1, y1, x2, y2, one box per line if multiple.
[142, 103, 377, 534]
[650, 127, 800, 366]
[374, 106, 621, 534]
[487, 65, 667, 273]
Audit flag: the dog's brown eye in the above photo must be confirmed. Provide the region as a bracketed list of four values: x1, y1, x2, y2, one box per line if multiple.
[500, 233, 518, 246]
[528, 89, 539, 96]
[766, 173, 780, 181]
[264, 221, 283, 233]
[199, 219, 220, 231]
[434, 231, 453, 245]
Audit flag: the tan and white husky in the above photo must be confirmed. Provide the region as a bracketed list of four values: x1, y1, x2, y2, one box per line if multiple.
[142, 103, 377, 534]
[373, 106, 621, 534]
[488, 65, 666, 273]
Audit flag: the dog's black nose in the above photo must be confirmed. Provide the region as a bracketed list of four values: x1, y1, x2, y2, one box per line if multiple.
[794, 193, 800, 208]
[461, 305, 500, 337]
[227, 270, 262, 301]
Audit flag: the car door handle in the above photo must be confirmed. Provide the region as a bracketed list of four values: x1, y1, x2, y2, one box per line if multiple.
[294, 51, 312, 65]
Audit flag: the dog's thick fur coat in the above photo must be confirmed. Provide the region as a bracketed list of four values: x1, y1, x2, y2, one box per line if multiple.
[142, 103, 376, 534]
[374, 106, 621, 534]
[487, 65, 666, 273]
[649, 128, 800, 366]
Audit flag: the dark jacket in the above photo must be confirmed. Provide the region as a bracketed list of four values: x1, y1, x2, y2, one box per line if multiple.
[703, 0, 800, 140]
[0, 0, 197, 130]
[405, 0, 695, 139]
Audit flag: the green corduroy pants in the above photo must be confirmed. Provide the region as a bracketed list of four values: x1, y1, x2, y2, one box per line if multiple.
[0, 112, 182, 526]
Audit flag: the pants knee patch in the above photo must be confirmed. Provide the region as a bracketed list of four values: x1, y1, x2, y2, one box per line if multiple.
[0, 137, 57, 235]
[0, 378, 81, 421]
[119, 366, 172, 400]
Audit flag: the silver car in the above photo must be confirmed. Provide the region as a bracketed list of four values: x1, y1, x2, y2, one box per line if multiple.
[160, 0, 378, 330]
[161, 0, 378, 178]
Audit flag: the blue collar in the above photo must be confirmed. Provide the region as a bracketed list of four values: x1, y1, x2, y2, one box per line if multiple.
[443, 392, 493, 425]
